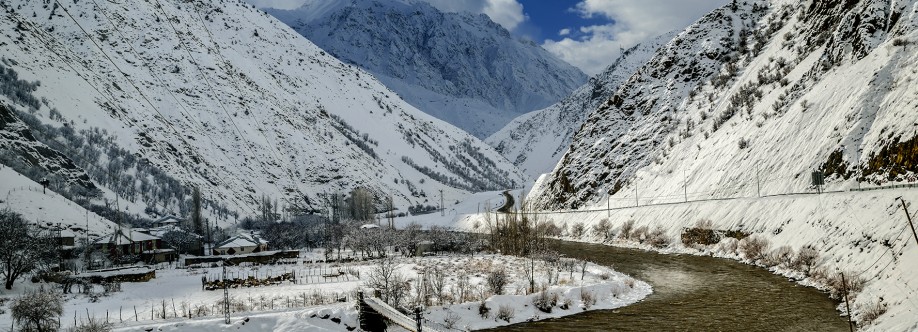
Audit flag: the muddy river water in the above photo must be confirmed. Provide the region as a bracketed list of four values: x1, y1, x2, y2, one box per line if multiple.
[485, 241, 849, 332]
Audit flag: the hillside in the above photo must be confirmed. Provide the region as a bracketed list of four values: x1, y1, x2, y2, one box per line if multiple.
[487, 33, 674, 179]
[265, 0, 587, 138]
[0, 0, 524, 224]
[530, 0, 918, 210]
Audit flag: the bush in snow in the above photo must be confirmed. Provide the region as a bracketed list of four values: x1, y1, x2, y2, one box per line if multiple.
[592, 219, 614, 241]
[65, 317, 113, 332]
[645, 226, 669, 248]
[857, 299, 887, 326]
[766, 245, 795, 268]
[716, 237, 740, 255]
[619, 220, 635, 239]
[486, 269, 509, 295]
[442, 310, 462, 329]
[11, 289, 63, 332]
[478, 301, 490, 319]
[739, 235, 770, 262]
[496, 304, 515, 322]
[569, 222, 585, 238]
[363, 257, 409, 307]
[790, 246, 819, 275]
[532, 289, 558, 313]
[580, 290, 596, 309]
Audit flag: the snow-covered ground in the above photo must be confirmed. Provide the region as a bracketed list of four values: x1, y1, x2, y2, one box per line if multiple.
[453, 187, 918, 331]
[0, 166, 117, 237]
[0, 252, 649, 331]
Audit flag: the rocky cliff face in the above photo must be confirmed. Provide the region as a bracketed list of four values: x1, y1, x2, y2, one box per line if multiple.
[487, 33, 674, 179]
[266, 0, 587, 138]
[530, 0, 918, 209]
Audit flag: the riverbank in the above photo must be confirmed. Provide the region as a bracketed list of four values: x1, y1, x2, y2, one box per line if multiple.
[455, 188, 918, 331]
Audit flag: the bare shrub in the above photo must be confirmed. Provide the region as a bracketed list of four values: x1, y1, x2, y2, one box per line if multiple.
[560, 297, 572, 310]
[624, 278, 636, 289]
[486, 269, 509, 295]
[858, 300, 887, 326]
[821, 272, 865, 301]
[645, 226, 669, 248]
[11, 289, 63, 332]
[717, 237, 740, 255]
[580, 290, 596, 309]
[767, 245, 795, 268]
[364, 257, 409, 307]
[739, 235, 771, 262]
[570, 222, 585, 238]
[791, 246, 819, 275]
[532, 289, 557, 313]
[66, 317, 113, 332]
[478, 301, 490, 319]
[592, 219, 613, 241]
[496, 304, 515, 322]
[629, 225, 649, 242]
[619, 220, 635, 239]
[442, 310, 462, 329]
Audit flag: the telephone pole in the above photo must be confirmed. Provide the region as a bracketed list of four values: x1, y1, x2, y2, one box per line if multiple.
[756, 164, 761, 198]
[223, 262, 230, 324]
[440, 189, 444, 216]
[898, 197, 918, 247]
[683, 170, 688, 202]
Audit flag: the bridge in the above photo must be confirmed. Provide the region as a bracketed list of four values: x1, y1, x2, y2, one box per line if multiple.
[358, 291, 442, 332]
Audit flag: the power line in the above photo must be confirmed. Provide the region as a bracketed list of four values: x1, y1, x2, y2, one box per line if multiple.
[151, 0, 307, 210]
[86, 0, 268, 210]
[51, 0, 260, 216]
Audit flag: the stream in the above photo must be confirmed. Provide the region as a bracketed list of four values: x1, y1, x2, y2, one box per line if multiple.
[485, 241, 849, 331]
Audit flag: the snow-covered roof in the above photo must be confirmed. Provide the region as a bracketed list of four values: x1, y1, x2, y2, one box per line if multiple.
[359, 224, 380, 229]
[95, 228, 160, 245]
[215, 232, 267, 249]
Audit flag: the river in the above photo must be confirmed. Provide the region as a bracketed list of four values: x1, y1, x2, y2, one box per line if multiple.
[485, 241, 849, 331]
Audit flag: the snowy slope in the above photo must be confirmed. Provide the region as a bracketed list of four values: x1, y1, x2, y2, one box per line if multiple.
[487, 34, 674, 179]
[453, 188, 918, 331]
[265, 0, 588, 138]
[0, 167, 117, 238]
[0, 0, 524, 220]
[531, 0, 918, 210]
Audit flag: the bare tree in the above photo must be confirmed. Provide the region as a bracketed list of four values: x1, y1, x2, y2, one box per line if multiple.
[11, 289, 63, 331]
[364, 257, 408, 307]
[0, 209, 57, 289]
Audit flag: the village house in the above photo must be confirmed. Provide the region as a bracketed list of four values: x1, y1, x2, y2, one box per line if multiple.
[213, 232, 268, 255]
[94, 228, 163, 256]
[152, 215, 184, 228]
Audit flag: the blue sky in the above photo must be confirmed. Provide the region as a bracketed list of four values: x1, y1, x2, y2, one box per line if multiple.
[512, 0, 610, 43]
[247, 0, 728, 75]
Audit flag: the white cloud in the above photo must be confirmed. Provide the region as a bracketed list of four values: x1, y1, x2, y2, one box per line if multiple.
[544, 0, 728, 75]
[421, 0, 527, 31]
[559, 28, 571, 36]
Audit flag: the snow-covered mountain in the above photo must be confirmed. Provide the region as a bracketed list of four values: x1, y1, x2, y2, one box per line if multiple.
[487, 34, 674, 179]
[530, 0, 918, 209]
[0, 0, 524, 223]
[265, 0, 588, 139]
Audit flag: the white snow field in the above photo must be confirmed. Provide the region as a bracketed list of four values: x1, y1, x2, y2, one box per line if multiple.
[0, 252, 650, 331]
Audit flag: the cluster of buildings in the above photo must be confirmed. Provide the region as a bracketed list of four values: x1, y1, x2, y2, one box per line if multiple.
[52, 215, 269, 265]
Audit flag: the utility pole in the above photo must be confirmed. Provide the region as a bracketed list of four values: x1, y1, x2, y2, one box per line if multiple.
[634, 184, 639, 207]
[683, 170, 688, 202]
[756, 164, 761, 198]
[898, 197, 918, 247]
[440, 189, 444, 217]
[223, 262, 230, 324]
[841, 272, 854, 332]
[607, 196, 610, 218]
